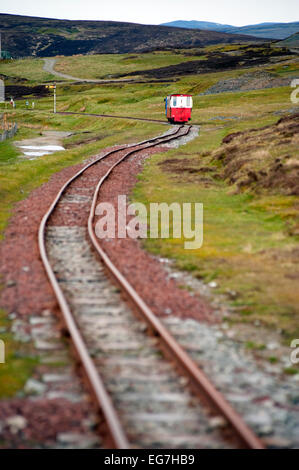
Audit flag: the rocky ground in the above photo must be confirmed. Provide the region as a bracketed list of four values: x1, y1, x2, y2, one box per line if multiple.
[214, 113, 299, 195]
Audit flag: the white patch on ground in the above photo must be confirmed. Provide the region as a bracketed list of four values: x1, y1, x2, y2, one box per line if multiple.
[20, 145, 65, 151]
[15, 131, 72, 159]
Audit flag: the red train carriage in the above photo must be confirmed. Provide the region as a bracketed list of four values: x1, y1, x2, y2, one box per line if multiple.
[165, 94, 193, 124]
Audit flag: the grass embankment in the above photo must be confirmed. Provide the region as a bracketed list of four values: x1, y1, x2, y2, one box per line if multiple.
[0, 310, 38, 398]
[133, 114, 299, 341]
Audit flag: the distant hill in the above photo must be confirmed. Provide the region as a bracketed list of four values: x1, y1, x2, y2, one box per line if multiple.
[161, 20, 299, 39]
[161, 21, 234, 31]
[276, 32, 299, 48]
[0, 13, 264, 58]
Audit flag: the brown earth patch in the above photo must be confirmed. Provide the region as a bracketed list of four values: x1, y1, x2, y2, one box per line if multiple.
[158, 157, 215, 185]
[213, 114, 299, 195]
[5, 84, 50, 101]
[115, 46, 292, 79]
[0, 398, 97, 448]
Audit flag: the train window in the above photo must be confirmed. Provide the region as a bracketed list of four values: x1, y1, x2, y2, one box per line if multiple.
[172, 97, 177, 107]
[186, 96, 191, 107]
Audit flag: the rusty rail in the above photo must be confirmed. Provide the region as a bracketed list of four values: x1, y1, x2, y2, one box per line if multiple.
[39, 125, 264, 449]
[87, 129, 264, 450]
[38, 126, 186, 448]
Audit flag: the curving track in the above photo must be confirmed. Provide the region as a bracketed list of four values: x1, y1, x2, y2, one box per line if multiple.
[39, 126, 264, 449]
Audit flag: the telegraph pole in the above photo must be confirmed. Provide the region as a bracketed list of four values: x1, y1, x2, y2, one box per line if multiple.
[46, 82, 57, 113]
[0, 32, 2, 60]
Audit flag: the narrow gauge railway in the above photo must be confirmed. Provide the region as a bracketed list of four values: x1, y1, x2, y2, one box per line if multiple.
[39, 126, 264, 449]
[57, 110, 169, 124]
[56, 110, 202, 126]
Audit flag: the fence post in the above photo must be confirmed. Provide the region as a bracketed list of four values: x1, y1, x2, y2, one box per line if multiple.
[0, 120, 18, 142]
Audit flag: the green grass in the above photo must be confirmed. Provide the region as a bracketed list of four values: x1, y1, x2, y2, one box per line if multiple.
[0, 111, 165, 237]
[0, 310, 39, 398]
[268, 356, 278, 364]
[0, 58, 58, 83]
[284, 367, 299, 375]
[22, 75, 292, 129]
[0, 140, 19, 164]
[55, 50, 203, 80]
[245, 342, 266, 351]
[132, 119, 299, 340]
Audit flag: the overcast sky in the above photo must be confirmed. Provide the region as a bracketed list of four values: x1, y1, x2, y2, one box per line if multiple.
[1, 0, 298, 26]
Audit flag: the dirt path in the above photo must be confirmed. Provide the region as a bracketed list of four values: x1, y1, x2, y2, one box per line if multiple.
[43, 58, 132, 83]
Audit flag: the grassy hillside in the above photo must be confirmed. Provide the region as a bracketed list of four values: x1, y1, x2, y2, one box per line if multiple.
[162, 20, 299, 40]
[0, 13, 263, 58]
[54, 44, 293, 81]
[276, 33, 299, 48]
[133, 112, 299, 341]
[0, 58, 59, 83]
[54, 51, 202, 80]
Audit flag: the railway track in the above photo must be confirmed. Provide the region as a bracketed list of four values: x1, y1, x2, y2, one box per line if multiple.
[56, 110, 208, 127]
[56, 110, 169, 125]
[39, 126, 264, 449]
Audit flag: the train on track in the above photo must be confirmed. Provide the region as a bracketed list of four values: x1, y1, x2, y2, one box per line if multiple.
[165, 94, 193, 124]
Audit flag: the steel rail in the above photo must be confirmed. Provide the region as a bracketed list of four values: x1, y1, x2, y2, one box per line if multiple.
[87, 128, 265, 450]
[55, 110, 222, 128]
[38, 126, 187, 449]
[57, 110, 171, 124]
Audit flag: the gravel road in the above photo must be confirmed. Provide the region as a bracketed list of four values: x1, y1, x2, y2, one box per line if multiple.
[43, 58, 134, 83]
